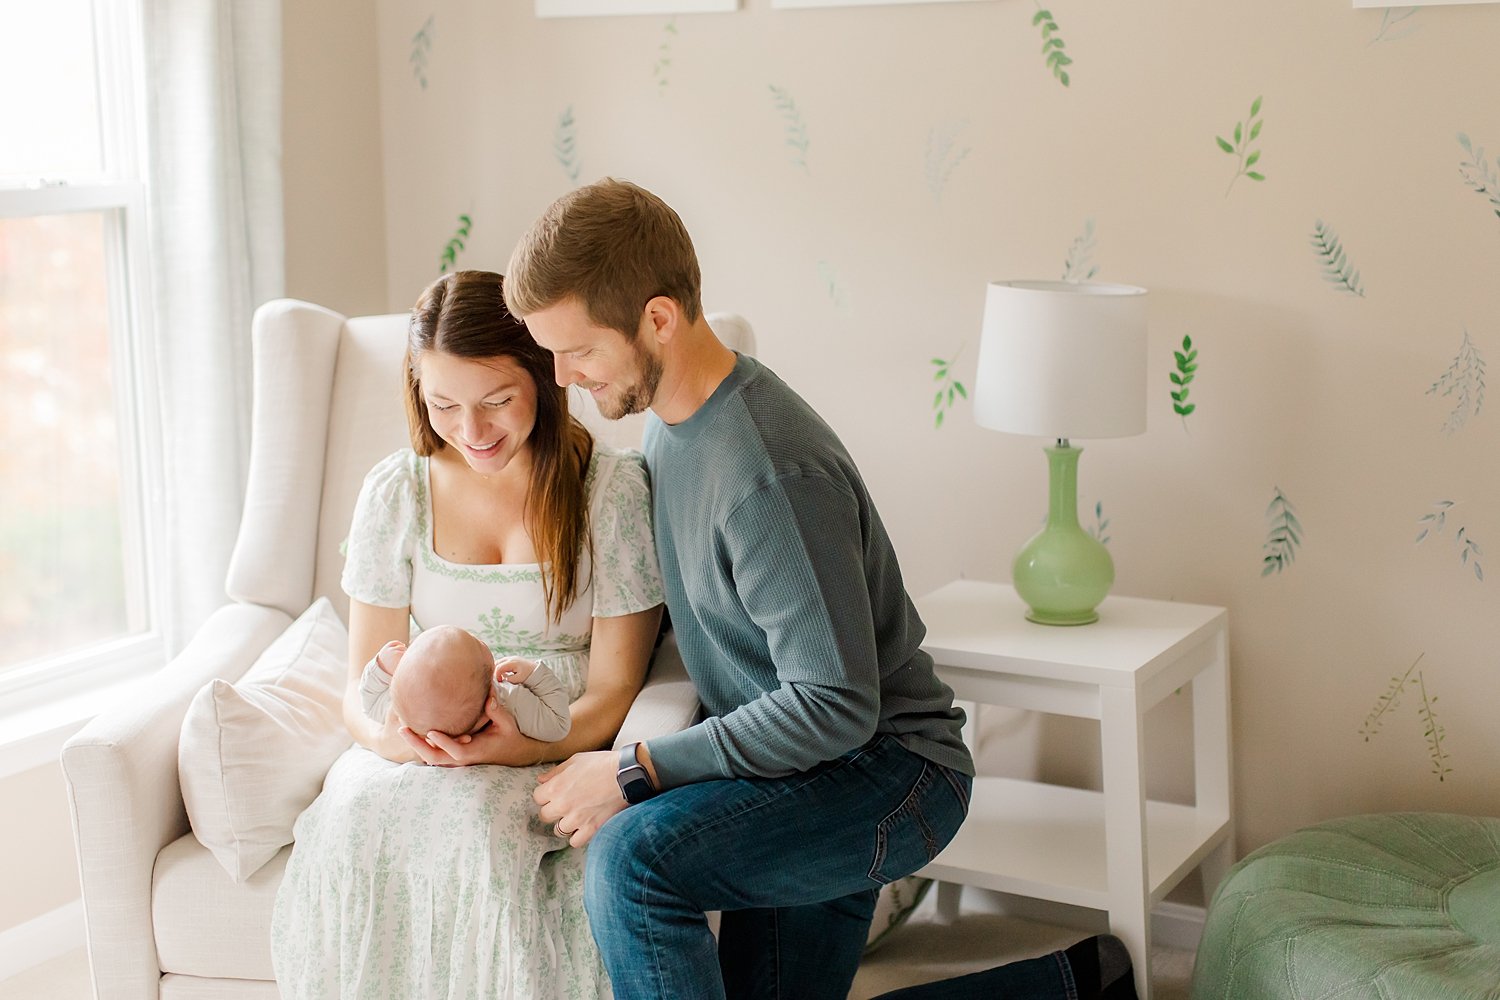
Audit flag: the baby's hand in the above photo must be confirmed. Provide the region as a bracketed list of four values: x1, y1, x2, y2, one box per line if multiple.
[374, 640, 406, 677]
[495, 656, 537, 685]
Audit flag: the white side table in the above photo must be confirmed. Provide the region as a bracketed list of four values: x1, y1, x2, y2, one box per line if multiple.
[914, 580, 1233, 1000]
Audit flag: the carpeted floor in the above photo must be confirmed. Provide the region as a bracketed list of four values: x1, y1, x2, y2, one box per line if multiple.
[2, 908, 1195, 1000]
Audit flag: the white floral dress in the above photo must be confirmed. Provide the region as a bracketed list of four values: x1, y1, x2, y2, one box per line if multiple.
[271, 444, 663, 1000]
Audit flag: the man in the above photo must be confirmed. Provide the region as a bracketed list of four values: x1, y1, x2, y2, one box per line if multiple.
[505, 178, 1131, 1000]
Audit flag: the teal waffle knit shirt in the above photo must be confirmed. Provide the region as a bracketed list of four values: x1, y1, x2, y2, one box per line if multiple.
[642, 353, 974, 788]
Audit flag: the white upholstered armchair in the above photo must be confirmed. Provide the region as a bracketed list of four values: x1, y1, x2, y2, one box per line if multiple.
[61, 300, 753, 999]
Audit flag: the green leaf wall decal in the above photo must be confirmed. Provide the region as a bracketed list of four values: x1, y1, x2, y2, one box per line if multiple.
[438, 213, 472, 275]
[930, 350, 967, 429]
[1061, 217, 1098, 283]
[925, 121, 972, 203]
[555, 106, 580, 185]
[1426, 329, 1486, 434]
[410, 16, 434, 90]
[1457, 133, 1500, 222]
[1309, 220, 1366, 297]
[1031, 4, 1073, 87]
[653, 18, 677, 94]
[1370, 7, 1420, 44]
[1359, 653, 1422, 741]
[1415, 499, 1484, 582]
[1417, 671, 1452, 782]
[1085, 500, 1110, 546]
[1261, 487, 1301, 576]
[769, 85, 811, 171]
[1170, 334, 1197, 428]
[1218, 96, 1266, 196]
[817, 260, 850, 311]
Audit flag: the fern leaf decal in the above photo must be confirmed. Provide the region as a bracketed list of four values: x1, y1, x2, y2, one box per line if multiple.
[554, 106, 580, 185]
[1218, 96, 1265, 196]
[1086, 500, 1110, 546]
[1261, 487, 1301, 576]
[769, 85, 810, 171]
[1309, 220, 1366, 297]
[1415, 500, 1484, 581]
[1359, 653, 1422, 741]
[1170, 334, 1198, 428]
[1457, 133, 1500, 223]
[438, 213, 472, 275]
[410, 16, 434, 90]
[930, 350, 968, 429]
[1370, 7, 1420, 44]
[925, 121, 972, 203]
[653, 18, 677, 94]
[1031, 5, 1072, 87]
[817, 260, 850, 311]
[1417, 671, 1452, 781]
[1427, 329, 1486, 434]
[1061, 217, 1098, 283]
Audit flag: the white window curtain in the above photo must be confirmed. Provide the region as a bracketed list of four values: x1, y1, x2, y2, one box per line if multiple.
[142, 0, 284, 652]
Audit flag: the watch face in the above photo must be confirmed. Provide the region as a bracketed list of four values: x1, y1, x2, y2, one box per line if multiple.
[617, 743, 655, 803]
[618, 766, 654, 804]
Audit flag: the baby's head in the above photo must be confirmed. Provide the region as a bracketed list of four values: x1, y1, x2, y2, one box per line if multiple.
[390, 625, 492, 737]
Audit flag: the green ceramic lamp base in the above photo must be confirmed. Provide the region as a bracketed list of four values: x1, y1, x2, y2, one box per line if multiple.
[1012, 443, 1114, 627]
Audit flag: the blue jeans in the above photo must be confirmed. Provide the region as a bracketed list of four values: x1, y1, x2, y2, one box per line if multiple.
[869, 954, 1084, 999]
[584, 735, 972, 1000]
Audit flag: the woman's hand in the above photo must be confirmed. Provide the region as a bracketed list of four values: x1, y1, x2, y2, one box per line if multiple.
[398, 694, 541, 767]
[369, 705, 422, 764]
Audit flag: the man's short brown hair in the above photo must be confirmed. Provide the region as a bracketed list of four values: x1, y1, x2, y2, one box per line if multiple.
[505, 178, 703, 336]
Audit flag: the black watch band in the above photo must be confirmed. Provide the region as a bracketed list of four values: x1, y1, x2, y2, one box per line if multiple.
[616, 742, 658, 804]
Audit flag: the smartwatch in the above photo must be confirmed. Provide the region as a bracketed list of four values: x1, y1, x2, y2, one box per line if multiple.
[616, 742, 658, 804]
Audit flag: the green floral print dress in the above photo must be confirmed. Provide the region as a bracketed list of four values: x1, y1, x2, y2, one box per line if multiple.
[270, 444, 663, 1000]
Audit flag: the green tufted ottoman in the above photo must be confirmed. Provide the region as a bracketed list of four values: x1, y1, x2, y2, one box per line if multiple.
[1192, 813, 1500, 999]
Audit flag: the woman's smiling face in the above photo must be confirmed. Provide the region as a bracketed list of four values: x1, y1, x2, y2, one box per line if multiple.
[417, 351, 538, 475]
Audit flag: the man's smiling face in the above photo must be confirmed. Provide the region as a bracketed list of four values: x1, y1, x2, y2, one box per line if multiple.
[522, 297, 662, 421]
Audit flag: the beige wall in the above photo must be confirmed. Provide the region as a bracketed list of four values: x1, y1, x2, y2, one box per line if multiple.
[282, 0, 388, 317]
[372, 0, 1500, 856]
[0, 762, 80, 933]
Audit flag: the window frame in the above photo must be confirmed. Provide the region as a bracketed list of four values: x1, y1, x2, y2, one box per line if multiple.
[0, 0, 166, 718]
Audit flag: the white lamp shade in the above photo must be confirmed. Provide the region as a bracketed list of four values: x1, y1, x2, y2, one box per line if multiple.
[973, 280, 1148, 439]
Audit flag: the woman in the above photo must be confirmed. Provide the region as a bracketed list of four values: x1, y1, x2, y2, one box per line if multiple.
[271, 270, 664, 999]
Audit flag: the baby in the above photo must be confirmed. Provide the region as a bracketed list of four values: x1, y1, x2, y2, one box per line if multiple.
[358, 624, 571, 745]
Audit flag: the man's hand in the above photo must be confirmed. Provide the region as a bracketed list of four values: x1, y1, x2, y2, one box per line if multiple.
[534, 750, 628, 848]
[397, 693, 533, 767]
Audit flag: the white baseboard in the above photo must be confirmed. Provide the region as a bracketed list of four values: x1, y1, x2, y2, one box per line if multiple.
[1150, 900, 1208, 953]
[0, 900, 84, 983]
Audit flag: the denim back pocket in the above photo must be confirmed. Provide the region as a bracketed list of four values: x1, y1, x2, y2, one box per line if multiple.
[868, 761, 969, 886]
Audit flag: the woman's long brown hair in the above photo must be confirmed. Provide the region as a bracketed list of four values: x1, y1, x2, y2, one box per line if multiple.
[405, 270, 594, 624]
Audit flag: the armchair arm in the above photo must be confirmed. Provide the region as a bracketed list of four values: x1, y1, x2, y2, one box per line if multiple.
[61, 602, 291, 1000]
[612, 631, 701, 750]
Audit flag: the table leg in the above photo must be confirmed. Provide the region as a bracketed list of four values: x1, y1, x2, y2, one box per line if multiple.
[1100, 685, 1152, 1000]
[1192, 633, 1235, 902]
[933, 880, 962, 925]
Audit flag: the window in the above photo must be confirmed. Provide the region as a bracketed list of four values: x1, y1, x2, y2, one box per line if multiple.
[0, 0, 162, 711]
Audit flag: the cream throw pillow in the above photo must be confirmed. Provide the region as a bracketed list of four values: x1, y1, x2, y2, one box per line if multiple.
[179, 597, 351, 882]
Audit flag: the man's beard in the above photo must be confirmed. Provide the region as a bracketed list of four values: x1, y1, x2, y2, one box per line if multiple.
[597, 341, 663, 420]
